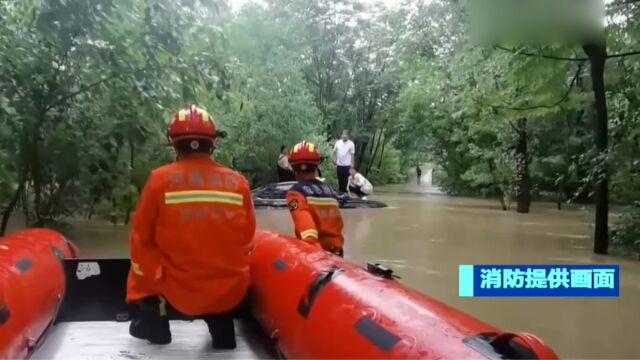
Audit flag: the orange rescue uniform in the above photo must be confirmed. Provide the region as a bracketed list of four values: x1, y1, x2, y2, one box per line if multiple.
[126, 153, 256, 316]
[285, 179, 344, 254]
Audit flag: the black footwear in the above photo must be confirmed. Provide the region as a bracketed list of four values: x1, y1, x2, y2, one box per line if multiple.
[129, 297, 172, 345]
[129, 319, 148, 340]
[205, 315, 237, 349]
[212, 335, 237, 350]
[129, 318, 172, 345]
[212, 331, 237, 350]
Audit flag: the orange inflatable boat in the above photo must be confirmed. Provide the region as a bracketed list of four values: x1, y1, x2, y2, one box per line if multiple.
[250, 230, 559, 359]
[0, 229, 78, 359]
[0, 228, 558, 359]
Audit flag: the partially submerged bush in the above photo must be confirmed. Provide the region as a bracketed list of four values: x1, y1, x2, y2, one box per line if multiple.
[611, 202, 640, 257]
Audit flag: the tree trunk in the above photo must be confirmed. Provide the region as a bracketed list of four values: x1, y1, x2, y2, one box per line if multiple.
[87, 199, 95, 220]
[0, 182, 24, 236]
[129, 138, 135, 171]
[22, 182, 29, 226]
[366, 129, 383, 176]
[514, 118, 531, 213]
[29, 118, 45, 227]
[124, 208, 131, 225]
[110, 196, 117, 225]
[355, 140, 368, 170]
[364, 131, 377, 175]
[583, 43, 609, 255]
[498, 191, 508, 211]
[556, 173, 564, 211]
[556, 190, 563, 210]
[125, 139, 135, 226]
[487, 160, 507, 210]
[377, 139, 387, 169]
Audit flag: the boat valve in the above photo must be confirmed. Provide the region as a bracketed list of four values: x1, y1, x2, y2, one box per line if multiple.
[366, 263, 400, 280]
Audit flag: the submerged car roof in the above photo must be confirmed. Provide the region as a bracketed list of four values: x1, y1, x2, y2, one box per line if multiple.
[251, 182, 387, 209]
[251, 181, 296, 193]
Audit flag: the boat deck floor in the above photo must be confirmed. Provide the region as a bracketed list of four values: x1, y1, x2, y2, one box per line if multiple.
[31, 320, 276, 360]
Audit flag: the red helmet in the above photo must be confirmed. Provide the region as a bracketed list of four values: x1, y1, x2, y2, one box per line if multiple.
[289, 140, 321, 167]
[167, 105, 218, 144]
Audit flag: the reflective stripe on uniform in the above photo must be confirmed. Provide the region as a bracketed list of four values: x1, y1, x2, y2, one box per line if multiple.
[201, 110, 210, 122]
[306, 197, 338, 206]
[178, 109, 187, 121]
[300, 229, 319, 239]
[164, 190, 243, 206]
[158, 296, 167, 316]
[131, 261, 144, 276]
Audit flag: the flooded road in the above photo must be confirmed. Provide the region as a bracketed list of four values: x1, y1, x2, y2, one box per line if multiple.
[12, 182, 640, 358]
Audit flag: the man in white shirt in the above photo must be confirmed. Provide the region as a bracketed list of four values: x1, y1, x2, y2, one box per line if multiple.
[332, 130, 355, 194]
[348, 167, 373, 200]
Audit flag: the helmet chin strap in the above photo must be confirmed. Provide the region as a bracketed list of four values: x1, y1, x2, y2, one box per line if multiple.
[210, 137, 219, 154]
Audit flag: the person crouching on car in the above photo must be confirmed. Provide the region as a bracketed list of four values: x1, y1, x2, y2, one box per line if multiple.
[126, 105, 255, 349]
[277, 145, 296, 182]
[285, 140, 345, 257]
[348, 167, 373, 200]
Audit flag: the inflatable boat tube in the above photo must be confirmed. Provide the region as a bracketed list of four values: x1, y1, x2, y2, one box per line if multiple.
[0, 229, 79, 359]
[250, 230, 559, 359]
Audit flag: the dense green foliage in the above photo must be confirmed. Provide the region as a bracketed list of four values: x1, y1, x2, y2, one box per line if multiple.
[1, 0, 640, 255]
[612, 201, 640, 257]
[388, 0, 640, 254]
[0, 0, 406, 233]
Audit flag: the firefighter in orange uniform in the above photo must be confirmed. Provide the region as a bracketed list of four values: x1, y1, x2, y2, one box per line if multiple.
[286, 141, 345, 256]
[126, 105, 256, 349]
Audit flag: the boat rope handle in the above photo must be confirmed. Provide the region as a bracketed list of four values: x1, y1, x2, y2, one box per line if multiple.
[297, 266, 344, 318]
[490, 332, 559, 360]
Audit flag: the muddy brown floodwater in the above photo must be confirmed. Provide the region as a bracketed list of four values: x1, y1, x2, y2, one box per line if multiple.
[8, 181, 640, 359]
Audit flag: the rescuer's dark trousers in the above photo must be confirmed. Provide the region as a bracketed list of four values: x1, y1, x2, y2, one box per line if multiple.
[129, 296, 237, 349]
[337, 166, 350, 193]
